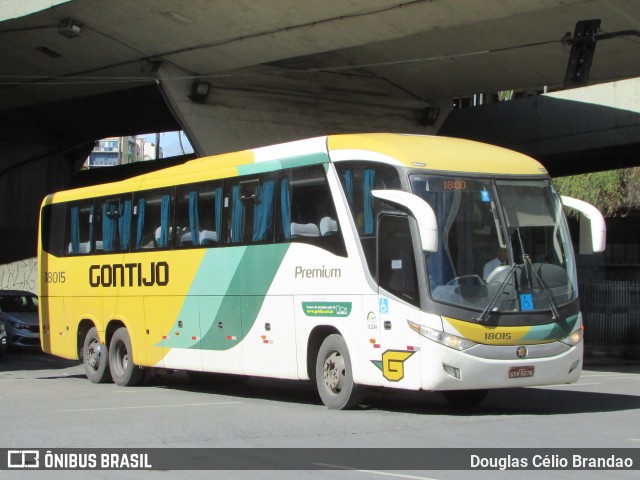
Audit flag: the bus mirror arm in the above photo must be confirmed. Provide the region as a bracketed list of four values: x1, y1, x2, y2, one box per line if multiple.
[561, 196, 606, 254]
[372, 190, 438, 252]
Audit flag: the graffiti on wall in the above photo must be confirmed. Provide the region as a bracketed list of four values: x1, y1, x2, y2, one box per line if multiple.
[0, 258, 37, 294]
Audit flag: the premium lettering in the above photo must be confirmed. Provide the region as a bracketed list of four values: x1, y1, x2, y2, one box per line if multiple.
[294, 266, 341, 279]
[89, 262, 169, 287]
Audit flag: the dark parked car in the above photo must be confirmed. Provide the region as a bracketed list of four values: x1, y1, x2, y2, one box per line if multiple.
[0, 290, 40, 349]
[0, 320, 7, 357]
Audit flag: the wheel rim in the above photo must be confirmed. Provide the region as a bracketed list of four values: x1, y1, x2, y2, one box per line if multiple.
[113, 340, 128, 375]
[86, 339, 102, 372]
[322, 350, 346, 395]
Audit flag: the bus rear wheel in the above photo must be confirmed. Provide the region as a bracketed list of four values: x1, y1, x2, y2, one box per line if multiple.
[109, 327, 144, 386]
[315, 334, 364, 410]
[83, 327, 111, 383]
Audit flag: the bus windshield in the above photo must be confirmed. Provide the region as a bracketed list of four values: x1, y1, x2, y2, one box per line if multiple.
[410, 174, 577, 315]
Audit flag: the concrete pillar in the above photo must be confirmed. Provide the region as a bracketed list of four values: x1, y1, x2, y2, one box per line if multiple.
[0, 126, 91, 264]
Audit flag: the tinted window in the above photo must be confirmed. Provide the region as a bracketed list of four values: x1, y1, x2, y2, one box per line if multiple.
[94, 196, 133, 253]
[175, 182, 222, 248]
[378, 215, 419, 307]
[225, 174, 276, 245]
[277, 165, 346, 257]
[66, 200, 94, 255]
[41, 203, 66, 256]
[132, 189, 174, 250]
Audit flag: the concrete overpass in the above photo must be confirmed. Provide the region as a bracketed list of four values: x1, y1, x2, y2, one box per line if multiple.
[1, 0, 640, 289]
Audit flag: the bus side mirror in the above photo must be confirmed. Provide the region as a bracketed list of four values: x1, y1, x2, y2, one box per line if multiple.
[561, 196, 606, 254]
[372, 190, 438, 252]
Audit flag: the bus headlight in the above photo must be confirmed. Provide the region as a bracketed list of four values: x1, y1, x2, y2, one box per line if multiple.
[560, 328, 582, 346]
[408, 320, 477, 351]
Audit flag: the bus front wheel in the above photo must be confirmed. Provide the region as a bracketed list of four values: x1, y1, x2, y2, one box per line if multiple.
[315, 334, 364, 410]
[83, 327, 111, 383]
[109, 327, 144, 386]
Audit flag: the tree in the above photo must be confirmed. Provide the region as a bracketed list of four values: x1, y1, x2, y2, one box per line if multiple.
[554, 167, 640, 217]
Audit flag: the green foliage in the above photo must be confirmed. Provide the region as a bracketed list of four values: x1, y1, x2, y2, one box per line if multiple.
[554, 167, 640, 217]
[497, 90, 514, 101]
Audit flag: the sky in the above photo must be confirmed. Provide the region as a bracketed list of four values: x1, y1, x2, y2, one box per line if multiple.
[140, 130, 194, 158]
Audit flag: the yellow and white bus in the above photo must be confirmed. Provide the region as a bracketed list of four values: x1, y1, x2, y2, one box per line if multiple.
[38, 133, 605, 409]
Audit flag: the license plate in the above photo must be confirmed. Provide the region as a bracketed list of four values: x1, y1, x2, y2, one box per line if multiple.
[509, 366, 535, 378]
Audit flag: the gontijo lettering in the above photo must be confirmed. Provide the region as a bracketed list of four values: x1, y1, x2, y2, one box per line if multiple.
[89, 262, 169, 287]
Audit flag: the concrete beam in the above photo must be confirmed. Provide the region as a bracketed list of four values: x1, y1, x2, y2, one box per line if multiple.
[439, 77, 640, 176]
[156, 64, 448, 156]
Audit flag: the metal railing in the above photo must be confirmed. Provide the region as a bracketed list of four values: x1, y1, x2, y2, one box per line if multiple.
[579, 281, 640, 349]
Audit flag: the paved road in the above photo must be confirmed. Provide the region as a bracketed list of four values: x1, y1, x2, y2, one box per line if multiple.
[1, 350, 639, 480]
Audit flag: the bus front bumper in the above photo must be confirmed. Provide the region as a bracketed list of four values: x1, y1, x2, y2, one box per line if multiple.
[420, 340, 583, 392]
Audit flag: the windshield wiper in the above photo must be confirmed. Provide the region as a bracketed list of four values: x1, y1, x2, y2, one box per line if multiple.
[523, 254, 561, 321]
[514, 228, 561, 321]
[475, 264, 517, 324]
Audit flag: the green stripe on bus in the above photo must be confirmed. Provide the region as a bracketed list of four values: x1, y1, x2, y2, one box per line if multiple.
[161, 243, 290, 351]
[236, 152, 329, 176]
[521, 314, 579, 342]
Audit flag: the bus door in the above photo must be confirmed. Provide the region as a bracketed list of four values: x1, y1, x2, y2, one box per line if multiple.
[375, 214, 423, 388]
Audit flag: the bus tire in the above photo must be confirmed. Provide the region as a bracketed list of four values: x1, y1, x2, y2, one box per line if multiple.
[83, 327, 111, 384]
[442, 389, 488, 407]
[108, 327, 144, 386]
[315, 334, 364, 410]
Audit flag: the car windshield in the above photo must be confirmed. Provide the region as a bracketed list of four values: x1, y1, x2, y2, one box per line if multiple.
[0, 294, 38, 313]
[410, 174, 577, 314]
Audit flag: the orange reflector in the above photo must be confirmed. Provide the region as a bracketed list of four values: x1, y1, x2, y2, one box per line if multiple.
[408, 321, 420, 332]
[369, 338, 376, 344]
[261, 335, 267, 339]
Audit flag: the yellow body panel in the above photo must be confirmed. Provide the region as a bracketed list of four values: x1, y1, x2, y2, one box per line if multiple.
[50, 151, 253, 203]
[328, 133, 546, 175]
[39, 249, 207, 362]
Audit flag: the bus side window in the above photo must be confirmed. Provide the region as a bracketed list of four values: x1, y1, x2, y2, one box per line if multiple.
[175, 183, 222, 248]
[94, 197, 133, 253]
[335, 162, 401, 236]
[225, 174, 276, 245]
[378, 215, 419, 307]
[335, 162, 401, 269]
[66, 200, 94, 255]
[277, 165, 346, 257]
[132, 190, 174, 250]
[41, 203, 66, 257]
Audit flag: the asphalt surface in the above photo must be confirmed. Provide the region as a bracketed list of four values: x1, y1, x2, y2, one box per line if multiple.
[1, 350, 639, 480]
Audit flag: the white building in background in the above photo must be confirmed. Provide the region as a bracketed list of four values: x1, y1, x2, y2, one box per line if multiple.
[85, 136, 163, 168]
[137, 136, 163, 161]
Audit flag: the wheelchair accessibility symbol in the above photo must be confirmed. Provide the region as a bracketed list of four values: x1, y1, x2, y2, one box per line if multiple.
[379, 298, 389, 314]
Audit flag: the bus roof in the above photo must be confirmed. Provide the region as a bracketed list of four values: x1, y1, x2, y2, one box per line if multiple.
[47, 133, 546, 202]
[327, 133, 546, 175]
